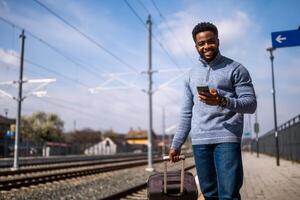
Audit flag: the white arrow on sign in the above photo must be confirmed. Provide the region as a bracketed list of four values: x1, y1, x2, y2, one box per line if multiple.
[276, 35, 287, 43]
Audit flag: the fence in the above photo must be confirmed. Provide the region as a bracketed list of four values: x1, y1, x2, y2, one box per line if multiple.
[251, 115, 300, 162]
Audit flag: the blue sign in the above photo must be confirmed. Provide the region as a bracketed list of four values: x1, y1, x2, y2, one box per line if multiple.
[5, 130, 14, 137]
[243, 132, 252, 138]
[271, 29, 300, 48]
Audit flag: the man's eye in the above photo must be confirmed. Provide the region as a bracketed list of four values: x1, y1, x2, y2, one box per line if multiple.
[207, 39, 215, 44]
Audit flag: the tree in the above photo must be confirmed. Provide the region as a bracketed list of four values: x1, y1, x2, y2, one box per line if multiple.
[21, 111, 64, 143]
[65, 128, 102, 144]
[64, 128, 102, 154]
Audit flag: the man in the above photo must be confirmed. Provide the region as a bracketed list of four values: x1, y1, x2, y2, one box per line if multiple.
[169, 22, 257, 200]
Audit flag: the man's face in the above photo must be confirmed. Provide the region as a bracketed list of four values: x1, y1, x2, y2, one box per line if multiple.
[195, 31, 219, 62]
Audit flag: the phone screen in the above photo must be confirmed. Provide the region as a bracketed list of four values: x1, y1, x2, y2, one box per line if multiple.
[197, 86, 209, 94]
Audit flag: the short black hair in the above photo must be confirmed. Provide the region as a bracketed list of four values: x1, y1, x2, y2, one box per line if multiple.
[192, 22, 218, 42]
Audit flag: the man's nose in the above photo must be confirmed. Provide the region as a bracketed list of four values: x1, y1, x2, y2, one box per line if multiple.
[203, 42, 210, 49]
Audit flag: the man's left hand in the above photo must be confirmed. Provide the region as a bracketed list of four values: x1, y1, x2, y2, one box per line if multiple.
[198, 88, 220, 106]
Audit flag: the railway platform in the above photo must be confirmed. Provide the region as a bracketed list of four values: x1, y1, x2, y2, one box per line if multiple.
[197, 152, 300, 200]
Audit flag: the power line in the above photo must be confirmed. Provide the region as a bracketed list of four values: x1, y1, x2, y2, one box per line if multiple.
[24, 57, 142, 105]
[0, 15, 105, 80]
[150, 0, 194, 64]
[6, 54, 150, 124]
[24, 56, 91, 88]
[0, 4, 180, 129]
[0, 15, 147, 103]
[49, 95, 147, 124]
[35, 97, 101, 122]
[0, 17, 142, 107]
[35, 96, 146, 128]
[27, 33, 104, 79]
[8, 51, 148, 115]
[123, 0, 185, 72]
[33, 0, 140, 73]
[137, 0, 151, 15]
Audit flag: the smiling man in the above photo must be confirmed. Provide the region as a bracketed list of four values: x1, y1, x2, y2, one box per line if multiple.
[169, 22, 257, 200]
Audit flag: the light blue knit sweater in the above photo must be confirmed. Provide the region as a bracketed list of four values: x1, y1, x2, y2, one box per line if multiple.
[171, 53, 257, 150]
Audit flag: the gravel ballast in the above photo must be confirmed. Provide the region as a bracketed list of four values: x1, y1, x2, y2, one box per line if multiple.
[0, 158, 196, 200]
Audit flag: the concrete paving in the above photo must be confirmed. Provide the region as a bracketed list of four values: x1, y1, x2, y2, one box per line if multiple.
[197, 152, 300, 200]
[241, 152, 300, 200]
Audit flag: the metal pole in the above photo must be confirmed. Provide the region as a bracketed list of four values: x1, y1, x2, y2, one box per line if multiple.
[249, 114, 253, 154]
[73, 120, 76, 131]
[162, 107, 166, 156]
[4, 108, 8, 118]
[146, 15, 154, 172]
[255, 109, 259, 158]
[267, 47, 280, 166]
[12, 30, 25, 170]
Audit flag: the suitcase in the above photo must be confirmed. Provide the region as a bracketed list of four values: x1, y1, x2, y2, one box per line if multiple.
[147, 155, 198, 200]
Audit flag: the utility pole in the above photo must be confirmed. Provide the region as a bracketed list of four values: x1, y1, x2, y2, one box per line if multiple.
[73, 120, 77, 131]
[267, 47, 280, 166]
[145, 15, 154, 172]
[249, 114, 253, 154]
[12, 30, 25, 171]
[4, 108, 8, 118]
[162, 107, 166, 156]
[254, 107, 259, 158]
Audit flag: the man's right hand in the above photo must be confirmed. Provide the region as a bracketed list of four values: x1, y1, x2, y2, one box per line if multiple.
[169, 148, 181, 162]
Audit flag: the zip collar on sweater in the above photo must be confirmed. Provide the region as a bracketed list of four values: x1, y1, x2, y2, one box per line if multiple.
[199, 52, 223, 68]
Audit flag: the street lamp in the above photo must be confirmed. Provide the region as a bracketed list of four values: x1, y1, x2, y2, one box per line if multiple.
[4, 108, 8, 118]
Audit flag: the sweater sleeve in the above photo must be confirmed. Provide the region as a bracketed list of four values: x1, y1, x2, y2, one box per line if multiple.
[171, 75, 194, 151]
[226, 64, 257, 114]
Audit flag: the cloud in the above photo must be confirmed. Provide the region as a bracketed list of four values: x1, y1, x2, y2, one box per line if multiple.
[156, 11, 197, 57]
[216, 11, 252, 46]
[1, 0, 299, 136]
[0, 48, 19, 67]
[156, 10, 254, 58]
[0, 0, 9, 12]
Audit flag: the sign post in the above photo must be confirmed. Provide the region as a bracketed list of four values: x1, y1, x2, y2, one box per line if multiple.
[271, 29, 300, 48]
[268, 28, 300, 166]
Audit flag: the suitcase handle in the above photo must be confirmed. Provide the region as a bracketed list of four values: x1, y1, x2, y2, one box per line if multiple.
[162, 155, 185, 194]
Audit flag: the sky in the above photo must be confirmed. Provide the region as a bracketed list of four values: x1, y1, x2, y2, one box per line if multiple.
[0, 0, 300, 138]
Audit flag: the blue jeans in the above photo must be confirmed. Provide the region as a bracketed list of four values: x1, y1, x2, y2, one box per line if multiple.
[193, 143, 243, 200]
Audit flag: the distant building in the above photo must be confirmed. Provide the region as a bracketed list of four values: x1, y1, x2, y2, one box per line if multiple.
[42, 142, 70, 157]
[0, 115, 16, 140]
[126, 128, 148, 145]
[84, 135, 130, 155]
[125, 128, 157, 152]
[0, 115, 16, 157]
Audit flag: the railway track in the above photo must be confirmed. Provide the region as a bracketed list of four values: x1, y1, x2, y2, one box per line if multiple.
[0, 154, 193, 191]
[0, 155, 151, 176]
[0, 159, 149, 191]
[100, 164, 196, 200]
[0, 153, 150, 168]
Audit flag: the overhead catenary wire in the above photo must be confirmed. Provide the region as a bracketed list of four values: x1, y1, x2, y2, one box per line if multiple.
[4, 53, 149, 127]
[0, 15, 106, 80]
[0, 17, 150, 113]
[14, 54, 92, 89]
[137, 0, 152, 15]
[32, 0, 140, 74]
[39, 96, 147, 132]
[124, 0, 186, 108]
[123, 0, 185, 72]
[24, 57, 146, 106]
[35, 96, 103, 123]
[48, 95, 147, 125]
[0, 3, 181, 132]
[150, 0, 195, 65]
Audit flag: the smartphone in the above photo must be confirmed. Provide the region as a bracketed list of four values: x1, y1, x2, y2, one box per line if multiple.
[197, 86, 209, 94]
